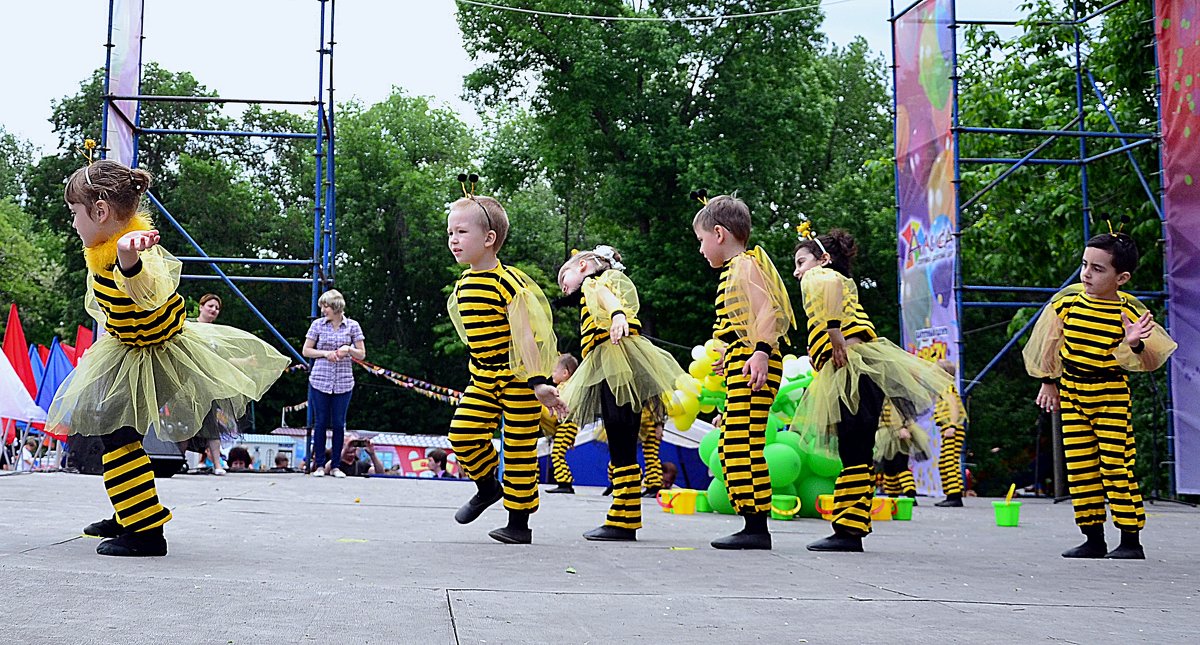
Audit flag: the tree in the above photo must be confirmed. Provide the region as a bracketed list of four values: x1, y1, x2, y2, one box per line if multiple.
[0, 199, 67, 342]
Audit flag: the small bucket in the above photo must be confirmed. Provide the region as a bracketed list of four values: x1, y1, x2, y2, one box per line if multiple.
[694, 492, 712, 513]
[993, 500, 1021, 527]
[657, 489, 698, 515]
[770, 495, 801, 520]
[894, 497, 914, 521]
[871, 497, 895, 522]
[816, 494, 835, 520]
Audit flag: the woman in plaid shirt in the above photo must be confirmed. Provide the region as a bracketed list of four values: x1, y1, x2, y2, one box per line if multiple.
[302, 289, 366, 477]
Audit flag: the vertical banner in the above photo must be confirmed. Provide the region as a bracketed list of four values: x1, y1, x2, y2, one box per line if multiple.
[103, 0, 144, 166]
[1156, 1, 1200, 494]
[893, 0, 957, 495]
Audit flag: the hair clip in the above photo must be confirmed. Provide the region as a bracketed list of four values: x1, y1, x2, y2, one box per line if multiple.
[456, 172, 493, 231]
[796, 220, 828, 257]
[593, 245, 626, 271]
[690, 189, 708, 206]
[76, 138, 98, 187]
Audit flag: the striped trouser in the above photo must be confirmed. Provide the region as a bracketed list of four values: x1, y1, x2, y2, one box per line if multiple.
[601, 383, 643, 529]
[102, 427, 172, 533]
[1060, 375, 1145, 531]
[831, 375, 885, 537]
[640, 408, 663, 488]
[449, 368, 542, 513]
[881, 453, 916, 496]
[550, 421, 579, 485]
[718, 345, 782, 515]
[938, 426, 965, 496]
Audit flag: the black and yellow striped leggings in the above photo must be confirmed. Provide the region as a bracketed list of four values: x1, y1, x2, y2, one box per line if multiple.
[831, 374, 885, 537]
[1060, 374, 1145, 531]
[937, 425, 964, 496]
[600, 383, 643, 529]
[640, 408, 663, 488]
[550, 420, 579, 485]
[718, 345, 782, 515]
[881, 453, 915, 496]
[449, 368, 543, 514]
[102, 426, 172, 533]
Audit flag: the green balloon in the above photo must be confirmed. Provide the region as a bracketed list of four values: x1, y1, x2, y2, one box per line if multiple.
[807, 449, 842, 478]
[765, 442, 802, 488]
[707, 446, 725, 482]
[774, 429, 803, 454]
[772, 482, 798, 497]
[765, 415, 783, 444]
[707, 477, 735, 514]
[794, 475, 837, 519]
[699, 429, 720, 467]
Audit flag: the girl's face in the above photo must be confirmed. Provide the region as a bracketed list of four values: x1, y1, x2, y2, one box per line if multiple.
[447, 207, 495, 267]
[793, 247, 827, 280]
[559, 259, 591, 294]
[69, 201, 109, 247]
[198, 299, 221, 323]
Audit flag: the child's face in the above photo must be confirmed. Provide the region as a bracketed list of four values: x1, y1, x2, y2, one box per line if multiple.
[447, 207, 495, 266]
[1080, 247, 1130, 297]
[694, 225, 729, 268]
[793, 248, 826, 279]
[559, 259, 590, 294]
[552, 365, 571, 385]
[68, 201, 108, 247]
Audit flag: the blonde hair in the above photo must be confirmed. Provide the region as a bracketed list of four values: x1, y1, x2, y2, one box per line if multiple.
[692, 194, 751, 243]
[557, 247, 624, 290]
[450, 196, 510, 252]
[64, 159, 153, 221]
[556, 353, 579, 374]
[318, 289, 346, 313]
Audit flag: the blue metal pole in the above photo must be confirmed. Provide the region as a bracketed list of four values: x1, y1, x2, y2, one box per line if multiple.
[146, 191, 306, 365]
[326, 0, 338, 283]
[960, 157, 1081, 165]
[180, 275, 315, 284]
[313, 0, 329, 323]
[1085, 70, 1163, 218]
[1074, 0, 1092, 242]
[136, 128, 318, 139]
[100, 0, 116, 159]
[950, 0, 964, 396]
[1082, 138, 1156, 165]
[176, 257, 313, 266]
[955, 126, 1155, 139]
[960, 114, 1084, 211]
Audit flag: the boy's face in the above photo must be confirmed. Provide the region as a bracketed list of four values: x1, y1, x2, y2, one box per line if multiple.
[695, 225, 731, 268]
[552, 365, 571, 385]
[793, 248, 826, 280]
[1080, 246, 1130, 298]
[447, 207, 495, 266]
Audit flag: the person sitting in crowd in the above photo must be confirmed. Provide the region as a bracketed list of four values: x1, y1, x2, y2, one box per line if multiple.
[427, 448, 455, 478]
[269, 454, 293, 473]
[332, 433, 384, 477]
[227, 446, 254, 471]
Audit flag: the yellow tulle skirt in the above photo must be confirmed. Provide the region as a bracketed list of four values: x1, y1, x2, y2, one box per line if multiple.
[794, 338, 952, 457]
[46, 322, 289, 442]
[874, 425, 933, 462]
[561, 335, 684, 426]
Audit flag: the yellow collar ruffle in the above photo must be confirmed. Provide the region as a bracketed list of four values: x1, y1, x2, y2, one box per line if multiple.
[82, 213, 154, 274]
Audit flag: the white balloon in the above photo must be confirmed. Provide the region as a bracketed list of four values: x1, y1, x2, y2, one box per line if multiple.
[691, 345, 707, 360]
[782, 360, 804, 380]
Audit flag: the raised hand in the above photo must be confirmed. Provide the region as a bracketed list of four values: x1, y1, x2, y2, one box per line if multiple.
[1121, 311, 1153, 347]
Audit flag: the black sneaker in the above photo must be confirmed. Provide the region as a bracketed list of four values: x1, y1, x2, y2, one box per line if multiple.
[806, 533, 864, 552]
[96, 528, 167, 557]
[455, 481, 504, 525]
[83, 515, 122, 539]
[545, 484, 575, 494]
[1061, 540, 1107, 558]
[934, 497, 963, 507]
[600, 485, 613, 496]
[711, 531, 772, 550]
[1104, 544, 1145, 560]
[583, 525, 637, 542]
[640, 487, 661, 498]
[487, 526, 532, 544]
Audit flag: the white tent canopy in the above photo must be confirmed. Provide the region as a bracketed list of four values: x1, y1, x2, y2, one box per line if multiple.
[0, 354, 46, 423]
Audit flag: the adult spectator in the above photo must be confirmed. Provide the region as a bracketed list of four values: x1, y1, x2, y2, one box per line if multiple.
[335, 433, 384, 477]
[178, 293, 230, 475]
[427, 448, 455, 478]
[301, 289, 366, 478]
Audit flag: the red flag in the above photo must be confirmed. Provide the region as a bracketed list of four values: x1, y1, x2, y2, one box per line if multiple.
[75, 324, 94, 359]
[60, 342, 76, 366]
[37, 344, 49, 365]
[2, 303, 38, 443]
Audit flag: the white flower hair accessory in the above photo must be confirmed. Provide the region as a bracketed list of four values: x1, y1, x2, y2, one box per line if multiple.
[594, 245, 626, 271]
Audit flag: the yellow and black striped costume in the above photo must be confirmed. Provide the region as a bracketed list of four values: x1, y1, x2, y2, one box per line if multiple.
[934, 385, 965, 497]
[712, 250, 789, 516]
[544, 411, 579, 486]
[447, 265, 549, 515]
[877, 403, 916, 497]
[640, 407, 664, 489]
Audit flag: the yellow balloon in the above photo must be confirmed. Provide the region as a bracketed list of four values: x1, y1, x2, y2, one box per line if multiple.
[666, 390, 684, 417]
[703, 374, 725, 392]
[675, 374, 701, 396]
[700, 403, 715, 414]
[704, 339, 724, 354]
[689, 360, 710, 380]
[681, 394, 701, 418]
[672, 413, 696, 431]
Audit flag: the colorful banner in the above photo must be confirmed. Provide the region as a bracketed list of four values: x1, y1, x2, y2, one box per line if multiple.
[893, 0, 958, 495]
[103, 0, 144, 166]
[1157, 1, 1200, 494]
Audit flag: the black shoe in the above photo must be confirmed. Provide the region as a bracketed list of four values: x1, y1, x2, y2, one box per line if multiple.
[1105, 531, 1145, 560]
[806, 533, 864, 552]
[583, 525, 637, 541]
[711, 531, 772, 550]
[1062, 540, 1108, 558]
[601, 485, 613, 496]
[455, 479, 504, 525]
[935, 497, 963, 507]
[641, 487, 661, 498]
[487, 526, 532, 544]
[546, 484, 575, 494]
[96, 528, 167, 557]
[83, 515, 122, 539]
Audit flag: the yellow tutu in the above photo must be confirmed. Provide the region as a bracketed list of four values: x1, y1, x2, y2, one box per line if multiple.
[795, 337, 952, 457]
[874, 425, 933, 462]
[561, 335, 682, 425]
[46, 321, 289, 442]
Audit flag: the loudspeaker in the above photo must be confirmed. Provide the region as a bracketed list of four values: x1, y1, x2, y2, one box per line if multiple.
[66, 433, 185, 477]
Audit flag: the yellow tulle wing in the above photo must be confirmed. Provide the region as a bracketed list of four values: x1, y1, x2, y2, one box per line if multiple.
[1113, 322, 1177, 372]
[506, 266, 558, 380]
[582, 270, 640, 326]
[728, 247, 796, 348]
[800, 266, 847, 331]
[1022, 286, 1077, 380]
[84, 275, 107, 327]
[113, 246, 182, 311]
[445, 288, 469, 346]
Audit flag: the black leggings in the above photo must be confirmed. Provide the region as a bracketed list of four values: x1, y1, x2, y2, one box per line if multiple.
[600, 383, 640, 469]
[838, 375, 885, 468]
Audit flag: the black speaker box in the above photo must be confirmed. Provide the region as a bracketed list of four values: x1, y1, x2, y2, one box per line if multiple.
[66, 433, 184, 477]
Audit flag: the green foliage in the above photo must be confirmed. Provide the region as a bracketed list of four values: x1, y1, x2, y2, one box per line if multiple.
[0, 199, 67, 342]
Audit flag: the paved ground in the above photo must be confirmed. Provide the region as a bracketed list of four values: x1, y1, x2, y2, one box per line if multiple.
[1, 471, 1198, 644]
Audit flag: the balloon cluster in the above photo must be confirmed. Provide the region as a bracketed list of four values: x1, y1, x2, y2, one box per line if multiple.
[694, 353, 843, 519]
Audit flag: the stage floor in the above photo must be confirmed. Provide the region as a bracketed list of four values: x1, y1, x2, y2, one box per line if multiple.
[2, 471, 1198, 644]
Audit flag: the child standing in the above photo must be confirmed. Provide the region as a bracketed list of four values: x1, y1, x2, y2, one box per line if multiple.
[446, 183, 566, 544]
[875, 400, 928, 502]
[47, 159, 288, 556]
[1023, 231, 1175, 559]
[544, 353, 580, 494]
[558, 246, 684, 541]
[933, 360, 967, 507]
[793, 226, 950, 552]
[693, 194, 796, 550]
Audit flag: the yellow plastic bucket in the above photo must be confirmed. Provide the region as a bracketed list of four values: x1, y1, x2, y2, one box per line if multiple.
[657, 489, 698, 515]
[816, 494, 835, 520]
[871, 497, 896, 521]
[770, 495, 801, 520]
